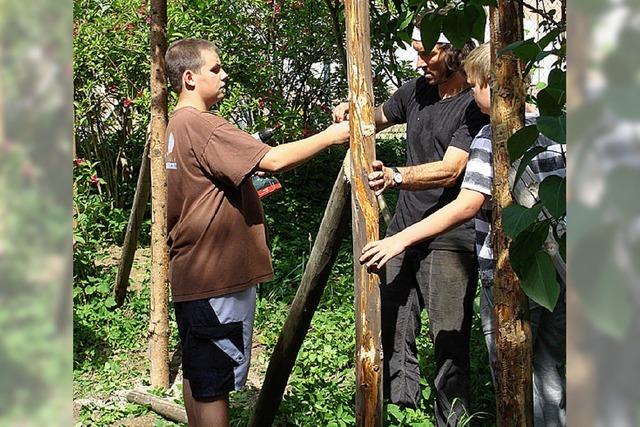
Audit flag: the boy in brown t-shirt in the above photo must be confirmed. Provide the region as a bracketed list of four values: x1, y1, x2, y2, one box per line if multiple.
[164, 38, 349, 426]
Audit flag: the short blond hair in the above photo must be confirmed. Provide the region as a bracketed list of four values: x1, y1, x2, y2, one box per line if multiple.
[464, 43, 490, 87]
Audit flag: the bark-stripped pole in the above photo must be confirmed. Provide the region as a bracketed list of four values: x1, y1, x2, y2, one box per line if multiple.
[149, 0, 170, 389]
[489, 2, 533, 425]
[343, 1, 382, 425]
[114, 130, 151, 307]
[248, 164, 351, 427]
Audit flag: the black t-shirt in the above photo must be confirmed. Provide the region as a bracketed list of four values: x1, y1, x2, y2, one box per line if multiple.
[382, 76, 489, 251]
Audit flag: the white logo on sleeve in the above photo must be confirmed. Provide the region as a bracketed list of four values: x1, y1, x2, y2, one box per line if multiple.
[165, 133, 177, 170]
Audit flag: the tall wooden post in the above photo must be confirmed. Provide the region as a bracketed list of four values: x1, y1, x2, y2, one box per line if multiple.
[489, 2, 533, 425]
[343, 1, 382, 425]
[149, 0, 170, 389]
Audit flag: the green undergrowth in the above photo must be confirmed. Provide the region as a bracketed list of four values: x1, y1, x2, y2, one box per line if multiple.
[74, 137, 494, 425]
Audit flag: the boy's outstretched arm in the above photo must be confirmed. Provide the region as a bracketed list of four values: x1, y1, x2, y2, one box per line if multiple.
[359, 189, 486, 269]
[258, 121, 349, 173]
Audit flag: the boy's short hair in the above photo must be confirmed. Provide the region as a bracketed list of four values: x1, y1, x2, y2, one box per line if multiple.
[165, 39, 220, 93]
[464, 42, 490, 87]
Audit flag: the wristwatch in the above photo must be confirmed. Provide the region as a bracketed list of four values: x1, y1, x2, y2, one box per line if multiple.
[391, 166, 403, 187]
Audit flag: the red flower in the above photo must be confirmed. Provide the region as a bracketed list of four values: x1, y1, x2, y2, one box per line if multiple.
[274, 2, 281, 15]
[258, 97, 266, 109]
[123, 97, 133, 108]
[90, 175, 100, 186]
[73, 158, 86, 167]
[108, 84, 118, 94]
[146, 15, 152, 25]
[125, 22, 135, 33]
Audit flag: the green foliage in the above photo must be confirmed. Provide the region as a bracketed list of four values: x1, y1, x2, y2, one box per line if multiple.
[417, 1, 488, 52]
[502, 202, 544, 240]
[507, 124, 539, 163]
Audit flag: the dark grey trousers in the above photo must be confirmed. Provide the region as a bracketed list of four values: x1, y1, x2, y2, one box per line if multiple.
[381, 248, 478, 427]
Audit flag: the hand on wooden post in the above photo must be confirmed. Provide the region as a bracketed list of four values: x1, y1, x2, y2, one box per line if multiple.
[368, 160, 394, 196]
[331, 102, 350, 123]
[359, 234, 407, 270]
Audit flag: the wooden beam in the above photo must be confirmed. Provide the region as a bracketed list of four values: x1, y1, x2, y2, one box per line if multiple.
[126, 389, 188, 424]
[248, 164, 351, 427]
[114, 129, 151, 307]
[489, 1, 534, 425]
[149, 0, 170, 389]
[343, 0, 382, 425]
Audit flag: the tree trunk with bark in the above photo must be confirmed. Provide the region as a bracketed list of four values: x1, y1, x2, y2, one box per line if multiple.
[489, 2, 534, 426]
[149, 0, 170, 389]
[343, 1, 383, 425]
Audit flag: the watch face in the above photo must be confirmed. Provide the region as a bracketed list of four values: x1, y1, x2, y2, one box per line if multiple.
[393, 171, 402, 184]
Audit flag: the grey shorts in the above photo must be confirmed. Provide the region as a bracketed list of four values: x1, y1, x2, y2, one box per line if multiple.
[174, 286, 256, 400]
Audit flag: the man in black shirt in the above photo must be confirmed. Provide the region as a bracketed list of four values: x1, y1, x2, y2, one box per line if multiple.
[333, 29, 488, 426]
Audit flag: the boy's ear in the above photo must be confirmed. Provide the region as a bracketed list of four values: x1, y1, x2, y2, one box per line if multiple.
[182, 69, 196, 89]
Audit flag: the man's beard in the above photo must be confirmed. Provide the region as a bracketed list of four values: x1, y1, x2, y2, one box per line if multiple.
[423, 68, 454, 85]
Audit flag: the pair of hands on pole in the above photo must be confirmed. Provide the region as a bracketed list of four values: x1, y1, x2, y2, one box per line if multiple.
[332, 102, 407, 270]
[332, 102, 396, 197]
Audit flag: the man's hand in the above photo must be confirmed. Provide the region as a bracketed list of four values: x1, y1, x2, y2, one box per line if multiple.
[368, 160, 395, 196]
[359, 234, 407, 270]
[323, 121, 351, 146]
[332, 102, 350, 123]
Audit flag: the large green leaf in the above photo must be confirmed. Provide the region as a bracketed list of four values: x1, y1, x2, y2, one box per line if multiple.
[470, 4, 486, 42]
[508, 125, 539, 163]
[502, 202, 544, 239]
[537, 88, 564, 117]
[519, 251, 560, 312]
[443, 12, 467, 49]
[539, 175, 566, 218]
[509, 220, 551, 277]
[537, 115, 566, 144]
[420, 13, 443, 53]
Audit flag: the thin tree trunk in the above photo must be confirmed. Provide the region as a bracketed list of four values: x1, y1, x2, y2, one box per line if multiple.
[149, 0, 170, 389]
[489, 2, 533, 426]
[114, 128, 151, 307]
[344, 1, 382, 424]
[248, 164, 351, 427]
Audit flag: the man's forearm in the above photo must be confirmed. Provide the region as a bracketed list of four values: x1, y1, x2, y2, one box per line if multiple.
[396, 161, 459, 190]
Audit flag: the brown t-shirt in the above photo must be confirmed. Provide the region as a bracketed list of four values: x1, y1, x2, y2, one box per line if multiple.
[164, 107, 274, 302]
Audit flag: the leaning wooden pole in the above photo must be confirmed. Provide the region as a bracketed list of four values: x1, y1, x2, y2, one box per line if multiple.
[343, 1, 382, 425]
[148, 0, 170, 389]
[114, 129, 151, 307]
[248, 163, 351, 427]
[489, 1, 533, 425]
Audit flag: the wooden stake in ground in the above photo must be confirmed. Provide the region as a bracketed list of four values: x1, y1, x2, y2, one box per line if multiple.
[489, 2, 534, 425]
[343, 1, 382, 424]
[248, 164, 351, 427]
[149, 0, 170, 389]
[114, 130, 151, 307]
